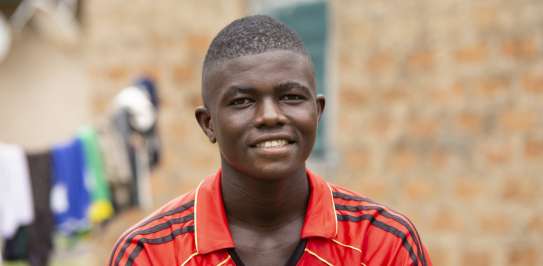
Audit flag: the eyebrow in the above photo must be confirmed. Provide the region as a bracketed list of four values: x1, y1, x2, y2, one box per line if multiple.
[222, 86, 255, 99]
[275, 81, 312, 94]
[222, 81, 312, 99]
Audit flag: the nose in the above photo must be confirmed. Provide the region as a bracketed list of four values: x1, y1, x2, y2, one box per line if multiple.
[255, 97, 287, 128]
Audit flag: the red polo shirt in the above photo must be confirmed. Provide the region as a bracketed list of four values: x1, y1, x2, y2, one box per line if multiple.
[109, 170, 431, 266]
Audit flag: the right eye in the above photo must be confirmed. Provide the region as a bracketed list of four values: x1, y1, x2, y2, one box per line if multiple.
[229, 98, 253, 107]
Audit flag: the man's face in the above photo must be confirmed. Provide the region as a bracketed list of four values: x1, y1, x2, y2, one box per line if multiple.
[197, 50, 325, 179]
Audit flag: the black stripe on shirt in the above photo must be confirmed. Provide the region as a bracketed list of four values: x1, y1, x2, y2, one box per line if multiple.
[337, 214, 418, 266]
[115, 214, 194, 266]
[227, 249, 245, 266]
[126, 225, 195, 266]
[334, 191, 427, 266]
[333, 191, 375, 203]
[335, 204, 427, 265]
[110, 200, 195, 266]
[285, 239, 307, 266]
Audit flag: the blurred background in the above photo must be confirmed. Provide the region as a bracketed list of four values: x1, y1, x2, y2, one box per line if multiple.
[0, 0, 542, 265]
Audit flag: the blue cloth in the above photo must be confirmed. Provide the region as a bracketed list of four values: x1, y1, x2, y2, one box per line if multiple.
[51, 138, 91, 235]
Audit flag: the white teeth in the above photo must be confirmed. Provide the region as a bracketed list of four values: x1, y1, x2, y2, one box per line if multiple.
[256, 139, 288, 148]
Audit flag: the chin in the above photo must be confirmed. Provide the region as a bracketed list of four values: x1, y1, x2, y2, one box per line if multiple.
[221, 152, 309, 181]
[246, 162, 305, 181]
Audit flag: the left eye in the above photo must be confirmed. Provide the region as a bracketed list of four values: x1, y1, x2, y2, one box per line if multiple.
[281, 94, 305, 101]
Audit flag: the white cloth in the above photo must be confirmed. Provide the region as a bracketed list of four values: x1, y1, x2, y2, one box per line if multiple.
[0, 143, 34, 238]
[0, 13, 11, 63]
[115, 86, 156, 132]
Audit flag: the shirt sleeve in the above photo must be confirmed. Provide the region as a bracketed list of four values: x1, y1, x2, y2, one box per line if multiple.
[109, 235, 152, 266]
[391, 231, 432, 266]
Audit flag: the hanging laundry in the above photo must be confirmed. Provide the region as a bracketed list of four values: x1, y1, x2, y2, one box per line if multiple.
[115, 86, 156, 134]
[113, 108, 153, 210]
[131, 132, 152, 211]
[2, 151, 55, 266]
[2, 226, 28, 261]
[51, 138, 90, 235]
[0, 143, 34, 239]
[142, 124, 161, 169]
[96, 117, 133, 214]
[78, 126, 114, 224]
[112, 109, 141, 209]
[135, 77, 162, 168]
[135, 76, 159, 111]
[114, 86, 157, 210]
[25, 151, 55, 266]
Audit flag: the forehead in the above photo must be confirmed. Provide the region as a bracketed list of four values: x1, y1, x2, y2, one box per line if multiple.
[203, 50, 315, 102]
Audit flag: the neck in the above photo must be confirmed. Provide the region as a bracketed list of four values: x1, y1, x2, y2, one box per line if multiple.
[220, 162, 310, 231]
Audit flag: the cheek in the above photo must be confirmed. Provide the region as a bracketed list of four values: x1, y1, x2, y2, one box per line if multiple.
[214, 112, 248, 146]
[285, 106, 320, 138]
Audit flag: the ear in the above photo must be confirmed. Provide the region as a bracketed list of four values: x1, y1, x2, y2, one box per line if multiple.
[195, 106, 216, 143]
[316, 95, 326, 122]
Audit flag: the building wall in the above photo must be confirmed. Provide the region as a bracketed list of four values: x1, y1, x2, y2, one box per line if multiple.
[0, 31, 89, 150]
[332, 1, 543, 265]
[83, 0, 543, 265]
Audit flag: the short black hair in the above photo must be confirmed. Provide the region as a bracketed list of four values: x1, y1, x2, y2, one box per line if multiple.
[202, 15, 310, 88]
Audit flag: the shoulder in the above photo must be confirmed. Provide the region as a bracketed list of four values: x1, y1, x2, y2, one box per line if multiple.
[108, 191, 197, 266]
[329, 184, 432, 266]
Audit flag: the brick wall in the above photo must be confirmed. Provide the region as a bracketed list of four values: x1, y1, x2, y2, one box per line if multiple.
[332, 1, 543, 265]
[84, 0, 542, 265]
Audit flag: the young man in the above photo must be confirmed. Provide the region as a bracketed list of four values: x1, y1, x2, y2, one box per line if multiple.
[109, 15, 432, 266]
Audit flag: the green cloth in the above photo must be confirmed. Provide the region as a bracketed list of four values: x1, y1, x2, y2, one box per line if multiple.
[78, 126, 113, 223]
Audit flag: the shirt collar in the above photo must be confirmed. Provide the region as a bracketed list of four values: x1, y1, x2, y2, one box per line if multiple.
[194, 169, 338, 254]
[300, 169, 338, 239]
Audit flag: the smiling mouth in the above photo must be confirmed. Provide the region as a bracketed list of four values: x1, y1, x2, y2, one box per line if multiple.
[253, 139, 294, 149]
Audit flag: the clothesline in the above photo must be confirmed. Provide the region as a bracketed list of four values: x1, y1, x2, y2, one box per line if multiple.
[0, 76, 161, 266]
